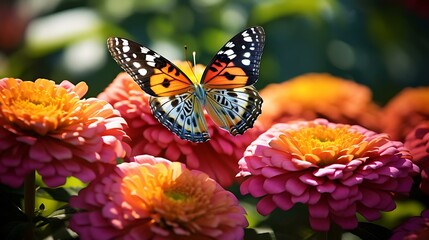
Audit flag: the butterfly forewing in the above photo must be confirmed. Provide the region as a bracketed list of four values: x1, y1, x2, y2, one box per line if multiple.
[107, 37, 192, 97]
[149, 93, 209, 142]
[205, 86, 262, 135]
[201, 26, 265, 89]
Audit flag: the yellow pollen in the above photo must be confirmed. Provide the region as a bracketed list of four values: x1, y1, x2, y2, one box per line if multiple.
[0, 79, 84, 135]
[121, 162, 215, 232]
[277, 125, 366, 167]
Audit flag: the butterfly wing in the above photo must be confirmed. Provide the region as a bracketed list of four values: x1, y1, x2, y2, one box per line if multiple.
[149, 93, 209, 142]
[205, 86, 262, 135]
[108, 37, 210, 142]
[107, 37, 192, 97]
[201, 26, 265, 89]
[201, 26, 265, 136]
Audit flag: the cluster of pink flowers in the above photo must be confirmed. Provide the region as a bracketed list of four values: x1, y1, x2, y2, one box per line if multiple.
[1, 71, 428, 239]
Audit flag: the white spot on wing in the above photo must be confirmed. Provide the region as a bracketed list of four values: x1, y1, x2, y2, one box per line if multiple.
[138, 68, 147, 76]
[243, 36, 252, 42]
[122, 46, 130, 52]
[133, 62, 141, 68]
[141, 47, 149, 53]
[242, 59, 251, 66]
[146, 55, 155, 62]
[224, 49, 235, 56]
[226, 41, 235, 48]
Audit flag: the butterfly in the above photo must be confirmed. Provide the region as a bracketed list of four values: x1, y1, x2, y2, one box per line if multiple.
[107, 26, 265, 142]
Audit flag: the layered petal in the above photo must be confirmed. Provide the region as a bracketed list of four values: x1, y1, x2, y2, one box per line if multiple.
[405, 121, 429, 194]
[258, 73, 381, 131]
[0, 78, 130, 187]
[390, 209, 429, 240]
[70, 155, 247, 240]
[238, 119, 419, 231]
[382, 87, 429, 141]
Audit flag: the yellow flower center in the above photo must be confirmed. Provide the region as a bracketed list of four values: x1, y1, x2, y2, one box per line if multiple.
[164, 190, 187, 201]
[121, 162, 215, 232]
[0, 78, 87, 135]
[271, 124, 369, 167]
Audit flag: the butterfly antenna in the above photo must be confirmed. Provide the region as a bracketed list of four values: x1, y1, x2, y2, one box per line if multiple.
[192, 51, 197, 73]
[183, 45, 191, 67]
[183, 45, 199, 82]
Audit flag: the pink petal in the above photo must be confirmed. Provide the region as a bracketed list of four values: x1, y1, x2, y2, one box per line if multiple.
[256, 196, 277, 215]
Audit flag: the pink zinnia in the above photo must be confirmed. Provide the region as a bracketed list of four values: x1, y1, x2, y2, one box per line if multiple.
[0, 78, 130, 187]
[405, 121, 429, 194]
[98, 70, 261, 187]
[70, 155, 248, 240]
[238, 119, 419, 231]
[390, 209, 429, 240]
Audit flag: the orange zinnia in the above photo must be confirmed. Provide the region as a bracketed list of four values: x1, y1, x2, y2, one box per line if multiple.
[70, 155, 248, 240]
[258, 73, 381, 131]
[0, 78, 130, 187]
[382, 87, 429, 141]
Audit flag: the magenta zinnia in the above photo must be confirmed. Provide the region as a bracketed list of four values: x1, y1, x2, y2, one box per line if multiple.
[70, 155, 248, 240]
[238, 119, 419, 231]
[98, 69, 261, 187]
[405, 121, 429, 194]
[0, 78, 130, 187]
[390, 209, 429, 240]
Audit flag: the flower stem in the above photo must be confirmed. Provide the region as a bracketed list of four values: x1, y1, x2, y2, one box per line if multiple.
[24, 170, 35, 240]
[325, 223, 343, 240]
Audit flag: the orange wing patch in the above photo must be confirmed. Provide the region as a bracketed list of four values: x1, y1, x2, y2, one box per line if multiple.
[202, 60, 249, 89]
[149, 63, 192, 97]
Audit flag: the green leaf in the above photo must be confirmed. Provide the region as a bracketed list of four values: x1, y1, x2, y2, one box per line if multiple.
[348, 222, 392, 240]
[245, 228, 276, 240]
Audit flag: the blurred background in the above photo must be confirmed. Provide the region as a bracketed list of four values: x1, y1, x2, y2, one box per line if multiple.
[0, 0, 428, 103]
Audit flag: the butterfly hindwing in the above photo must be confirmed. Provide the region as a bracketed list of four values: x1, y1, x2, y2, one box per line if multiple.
[205, 86, 262, 135]
[201, 26, 265, 89]
[107, 37, 192, 97]
[149, 93, 209, 142]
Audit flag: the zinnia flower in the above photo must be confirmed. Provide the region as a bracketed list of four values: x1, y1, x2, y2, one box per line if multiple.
[0, 78, 130, 187]
[258, 73, 381, 131]
[390, 209, 429, 240]
[98, 63, 261, 187]
[70, 154, 248, 240]
[405, 121, 429, 194]
[238, 119, 419, 231]
[382, 87, 429, 141]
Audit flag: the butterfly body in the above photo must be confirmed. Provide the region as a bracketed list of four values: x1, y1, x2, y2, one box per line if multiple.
[108, 26, 265, 142]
